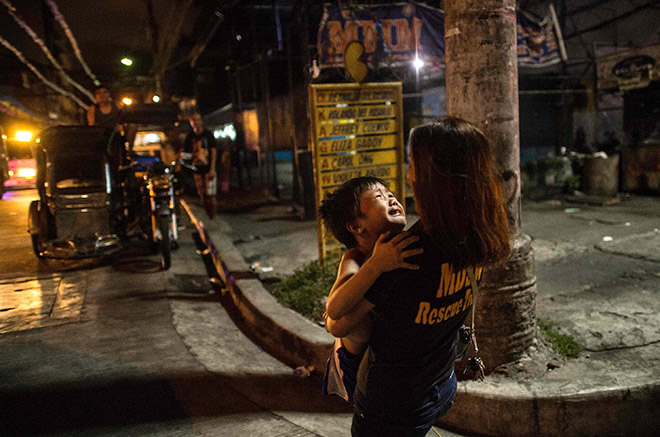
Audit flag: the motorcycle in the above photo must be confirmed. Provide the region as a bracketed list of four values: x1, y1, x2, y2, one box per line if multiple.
[144, 160, 178, 270]
[124, 157, 197, 270]
[117, 102, 183, 270]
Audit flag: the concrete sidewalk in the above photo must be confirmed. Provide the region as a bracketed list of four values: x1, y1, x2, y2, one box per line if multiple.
[184, 192, 660, 436]
[0, 205, 353, 437]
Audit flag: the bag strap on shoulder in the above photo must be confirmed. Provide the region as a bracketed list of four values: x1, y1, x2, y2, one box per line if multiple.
[466, 266, 479, 353]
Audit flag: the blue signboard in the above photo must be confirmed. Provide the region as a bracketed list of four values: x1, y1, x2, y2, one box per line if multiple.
[317, 2, 560, 69]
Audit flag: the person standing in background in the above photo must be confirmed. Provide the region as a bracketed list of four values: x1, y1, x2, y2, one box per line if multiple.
[87, 85, 122, 128]
[183, 112, 217, 219]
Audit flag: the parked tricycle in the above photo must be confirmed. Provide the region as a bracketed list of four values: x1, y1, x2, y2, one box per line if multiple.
[28, 125, 126, 258]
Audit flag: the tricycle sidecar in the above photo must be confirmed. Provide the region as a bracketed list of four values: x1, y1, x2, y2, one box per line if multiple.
[28, 125, 126, 258]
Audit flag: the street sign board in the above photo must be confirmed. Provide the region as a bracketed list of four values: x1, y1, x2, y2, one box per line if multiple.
[308, 82, 404, 263]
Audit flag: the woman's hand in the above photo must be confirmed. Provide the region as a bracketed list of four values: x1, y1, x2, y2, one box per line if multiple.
[324, 234, 422, 320]
[367, 231, 423, 274]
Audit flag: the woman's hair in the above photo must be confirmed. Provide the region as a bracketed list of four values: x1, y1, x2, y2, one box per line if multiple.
[409, 117, 510, 268]
[319, 176, 387, 248]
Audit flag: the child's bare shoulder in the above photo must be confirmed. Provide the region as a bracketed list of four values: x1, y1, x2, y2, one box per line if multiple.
[341, 248, 367, 266]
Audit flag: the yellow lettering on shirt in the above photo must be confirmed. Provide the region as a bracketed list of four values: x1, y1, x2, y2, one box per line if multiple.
[437, 264, 483, 299]
[428, 308, 438, 324]
[415, 301, 470, 325]
[415, 301, 430, 324]
[437, 263, 455, 298]
[454, 269, 466, 292]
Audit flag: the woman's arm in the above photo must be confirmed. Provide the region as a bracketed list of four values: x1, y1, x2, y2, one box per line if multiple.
[325, 232, 422, 320]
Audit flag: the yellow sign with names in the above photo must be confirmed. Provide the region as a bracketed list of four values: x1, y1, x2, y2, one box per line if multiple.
[318, 149, 397, 173]
[320, 178, 399, 198]
[316, 104, 396, 121]
[309, 82, 404, 263]
[317, 134, 397, 155]
[318, 164, 399, 189]
[314, 88, 397, 104]
[316, 119, 397, 138]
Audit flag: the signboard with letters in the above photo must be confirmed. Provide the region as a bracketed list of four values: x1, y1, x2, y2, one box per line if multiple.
[597, 45, 660, 90]
[317, 2, 561, 70]
[308, 82, 404, 262]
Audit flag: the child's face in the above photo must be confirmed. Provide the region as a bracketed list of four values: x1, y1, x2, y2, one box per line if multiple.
[356, 183, 406, 238]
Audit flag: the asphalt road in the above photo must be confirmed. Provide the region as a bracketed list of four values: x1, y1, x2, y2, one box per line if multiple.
[0, 190, 354, 436]
[0, 189, 42, 275]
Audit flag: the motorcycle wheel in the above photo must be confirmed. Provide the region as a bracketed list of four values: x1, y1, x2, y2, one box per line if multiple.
[159, 215, 172, 270]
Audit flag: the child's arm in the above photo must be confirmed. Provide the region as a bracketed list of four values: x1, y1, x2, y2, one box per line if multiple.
[324, 299, 373, 338]
[325, 231, 422, 320]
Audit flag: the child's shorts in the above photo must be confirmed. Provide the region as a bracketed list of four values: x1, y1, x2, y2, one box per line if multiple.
[322, 337, 364, 404]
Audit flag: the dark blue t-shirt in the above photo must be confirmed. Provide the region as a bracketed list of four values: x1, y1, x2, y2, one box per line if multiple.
[355, 220, 481, 416]
[183, 129, 217, 174]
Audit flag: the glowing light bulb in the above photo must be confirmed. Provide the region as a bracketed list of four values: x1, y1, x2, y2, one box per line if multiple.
[15, 131, 32, 142]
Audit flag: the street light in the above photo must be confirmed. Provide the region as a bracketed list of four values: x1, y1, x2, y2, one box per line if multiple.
[120, 57, 133, 66]
[152, 95, 160, 103]
[122, 97, 133, 106]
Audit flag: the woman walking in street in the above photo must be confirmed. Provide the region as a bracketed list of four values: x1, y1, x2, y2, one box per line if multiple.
[325, 117, 511, 436]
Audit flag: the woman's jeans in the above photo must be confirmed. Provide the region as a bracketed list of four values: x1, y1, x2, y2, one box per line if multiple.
[351, 371, 457, 437]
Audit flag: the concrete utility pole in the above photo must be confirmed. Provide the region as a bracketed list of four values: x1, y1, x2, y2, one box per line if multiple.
[444, 0, 537, 372]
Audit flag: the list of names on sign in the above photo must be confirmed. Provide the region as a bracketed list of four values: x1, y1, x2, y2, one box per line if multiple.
[309, 82, 404, 260]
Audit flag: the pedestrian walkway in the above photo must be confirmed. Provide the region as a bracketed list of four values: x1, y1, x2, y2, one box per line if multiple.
[184, 190, 660, 436]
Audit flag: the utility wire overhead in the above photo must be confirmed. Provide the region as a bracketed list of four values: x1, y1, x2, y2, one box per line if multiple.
[0, 0, 95, 102]
[0, 34, 89, 110]
[564, 0, 660, 40]
[45, 0, 101, 87]
[151, 0, 195, 91]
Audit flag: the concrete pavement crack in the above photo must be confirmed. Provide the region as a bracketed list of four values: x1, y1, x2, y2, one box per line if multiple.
[583, 338, 660, 353]
[569, 215, 627, 225]
[593, 246, 660, 263]
[601, 311, 630, 320]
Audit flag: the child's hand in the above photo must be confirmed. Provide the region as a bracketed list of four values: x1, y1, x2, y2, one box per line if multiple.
[368, 231, 423, 273]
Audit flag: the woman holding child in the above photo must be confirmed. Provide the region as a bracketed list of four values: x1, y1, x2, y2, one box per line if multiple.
[321, 117, 511, 436]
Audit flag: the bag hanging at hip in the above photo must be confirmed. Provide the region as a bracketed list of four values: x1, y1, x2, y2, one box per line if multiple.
[455, 266, 486, 380]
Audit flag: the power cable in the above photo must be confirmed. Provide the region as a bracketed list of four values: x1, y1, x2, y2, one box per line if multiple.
[152, 0, 195, 80]
[0, 34, 89, 109]
[166, 10, 224, 71]
[564, 0, 660, 40]
[0, 0, 95, 102]
[190, 10, 224, 68]
[44, 0, 101, 87]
